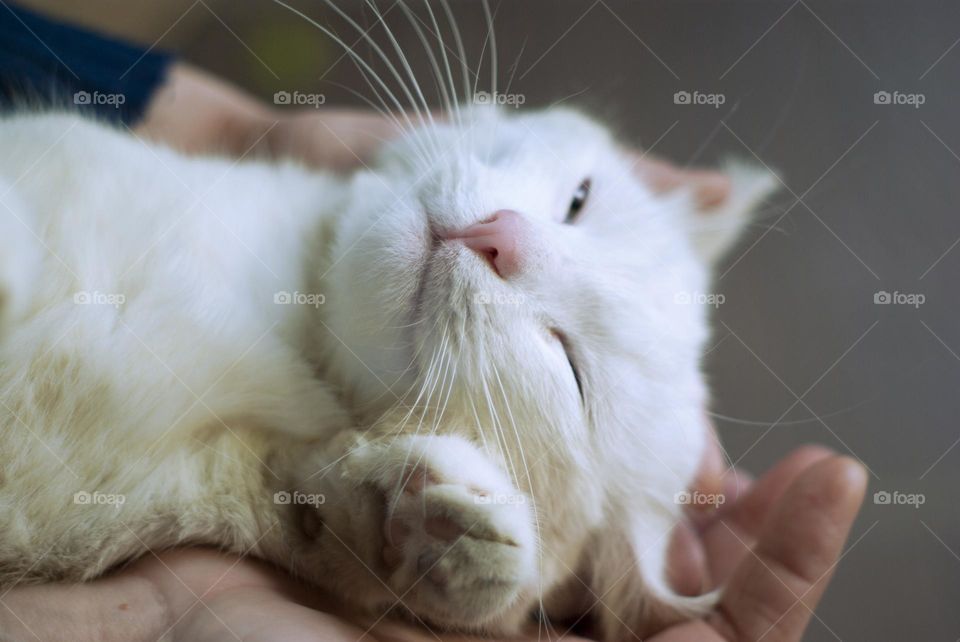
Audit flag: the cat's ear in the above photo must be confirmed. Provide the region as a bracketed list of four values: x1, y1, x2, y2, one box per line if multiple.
[685, 161, 780, 265]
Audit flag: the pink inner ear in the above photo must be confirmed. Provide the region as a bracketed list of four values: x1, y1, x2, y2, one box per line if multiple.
[689, 172, 732, 211]
[636, 157, 686, 193]
[634, 157, 732, 213]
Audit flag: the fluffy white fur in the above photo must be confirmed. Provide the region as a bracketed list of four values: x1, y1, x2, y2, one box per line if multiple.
[0, 107, 775, 638]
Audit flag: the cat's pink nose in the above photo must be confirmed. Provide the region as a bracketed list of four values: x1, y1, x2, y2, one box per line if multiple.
[447, 209, 524, 278]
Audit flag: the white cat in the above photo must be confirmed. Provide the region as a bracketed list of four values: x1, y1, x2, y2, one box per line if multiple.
[0, 105, 774, 639]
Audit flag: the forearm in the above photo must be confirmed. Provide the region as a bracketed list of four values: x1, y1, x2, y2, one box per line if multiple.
[135, 62, 398, 170]
[0, 574, 168, 642]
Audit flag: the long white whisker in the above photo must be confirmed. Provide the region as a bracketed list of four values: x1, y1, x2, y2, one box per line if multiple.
[501, 37, 528, 100]
[439, 0, 473, 109]
[481, 0, 498, 101]
[390, 324, 451, 506]
[354, 308, 443, 411]
[467, 394, 491, 456]
[271, 0, 434, 163]
[417, 0, 461, 128]
[366, 304, 447, 451]
[319, 0, 424, 121]
[392, 1, 455, 132]
[491, 365, 549, 642]
[394, 336, 453, 517]
[479, 372, 519, 490]
[318, 78, 433, 171]
[362, 0, 442, 155]
[391, 321, 447, 433]
[470, 0, 503, 165]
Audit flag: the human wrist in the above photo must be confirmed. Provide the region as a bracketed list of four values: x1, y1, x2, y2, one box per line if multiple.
[0, 574, 169, 642]
[136, 62, 277, 157]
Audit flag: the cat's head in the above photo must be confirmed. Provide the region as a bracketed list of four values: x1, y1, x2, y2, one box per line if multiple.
[324, 108, 772, 436]
[317, 106, 776, 624]
[320, 106, 774, 494]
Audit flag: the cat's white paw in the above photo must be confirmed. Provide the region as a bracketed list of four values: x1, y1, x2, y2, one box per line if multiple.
[345, 434, 538, 628]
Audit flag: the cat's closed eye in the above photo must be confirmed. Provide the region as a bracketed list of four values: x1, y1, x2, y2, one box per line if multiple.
[550, 329, 584, 401]
[564, 178, 591, 224]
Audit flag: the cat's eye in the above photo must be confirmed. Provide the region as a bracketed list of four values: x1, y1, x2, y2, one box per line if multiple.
[564, 178, 591, 224]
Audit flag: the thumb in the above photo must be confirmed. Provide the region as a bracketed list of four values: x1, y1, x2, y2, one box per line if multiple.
[708, 456, 868, 642]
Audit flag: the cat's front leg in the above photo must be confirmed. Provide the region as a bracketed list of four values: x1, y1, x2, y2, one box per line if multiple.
[267, 430, 539, 634]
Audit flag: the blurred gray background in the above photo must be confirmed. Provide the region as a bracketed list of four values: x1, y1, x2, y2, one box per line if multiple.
[21, 0, 960, 639]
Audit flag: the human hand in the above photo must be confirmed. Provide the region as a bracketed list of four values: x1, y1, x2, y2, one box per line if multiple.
[136, 63, 399, 171]
[0, 436, 863, 642]
[657, 440, 867, 642]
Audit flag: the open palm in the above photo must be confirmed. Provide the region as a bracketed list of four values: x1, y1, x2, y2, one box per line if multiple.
[58, 446, 861, 642]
